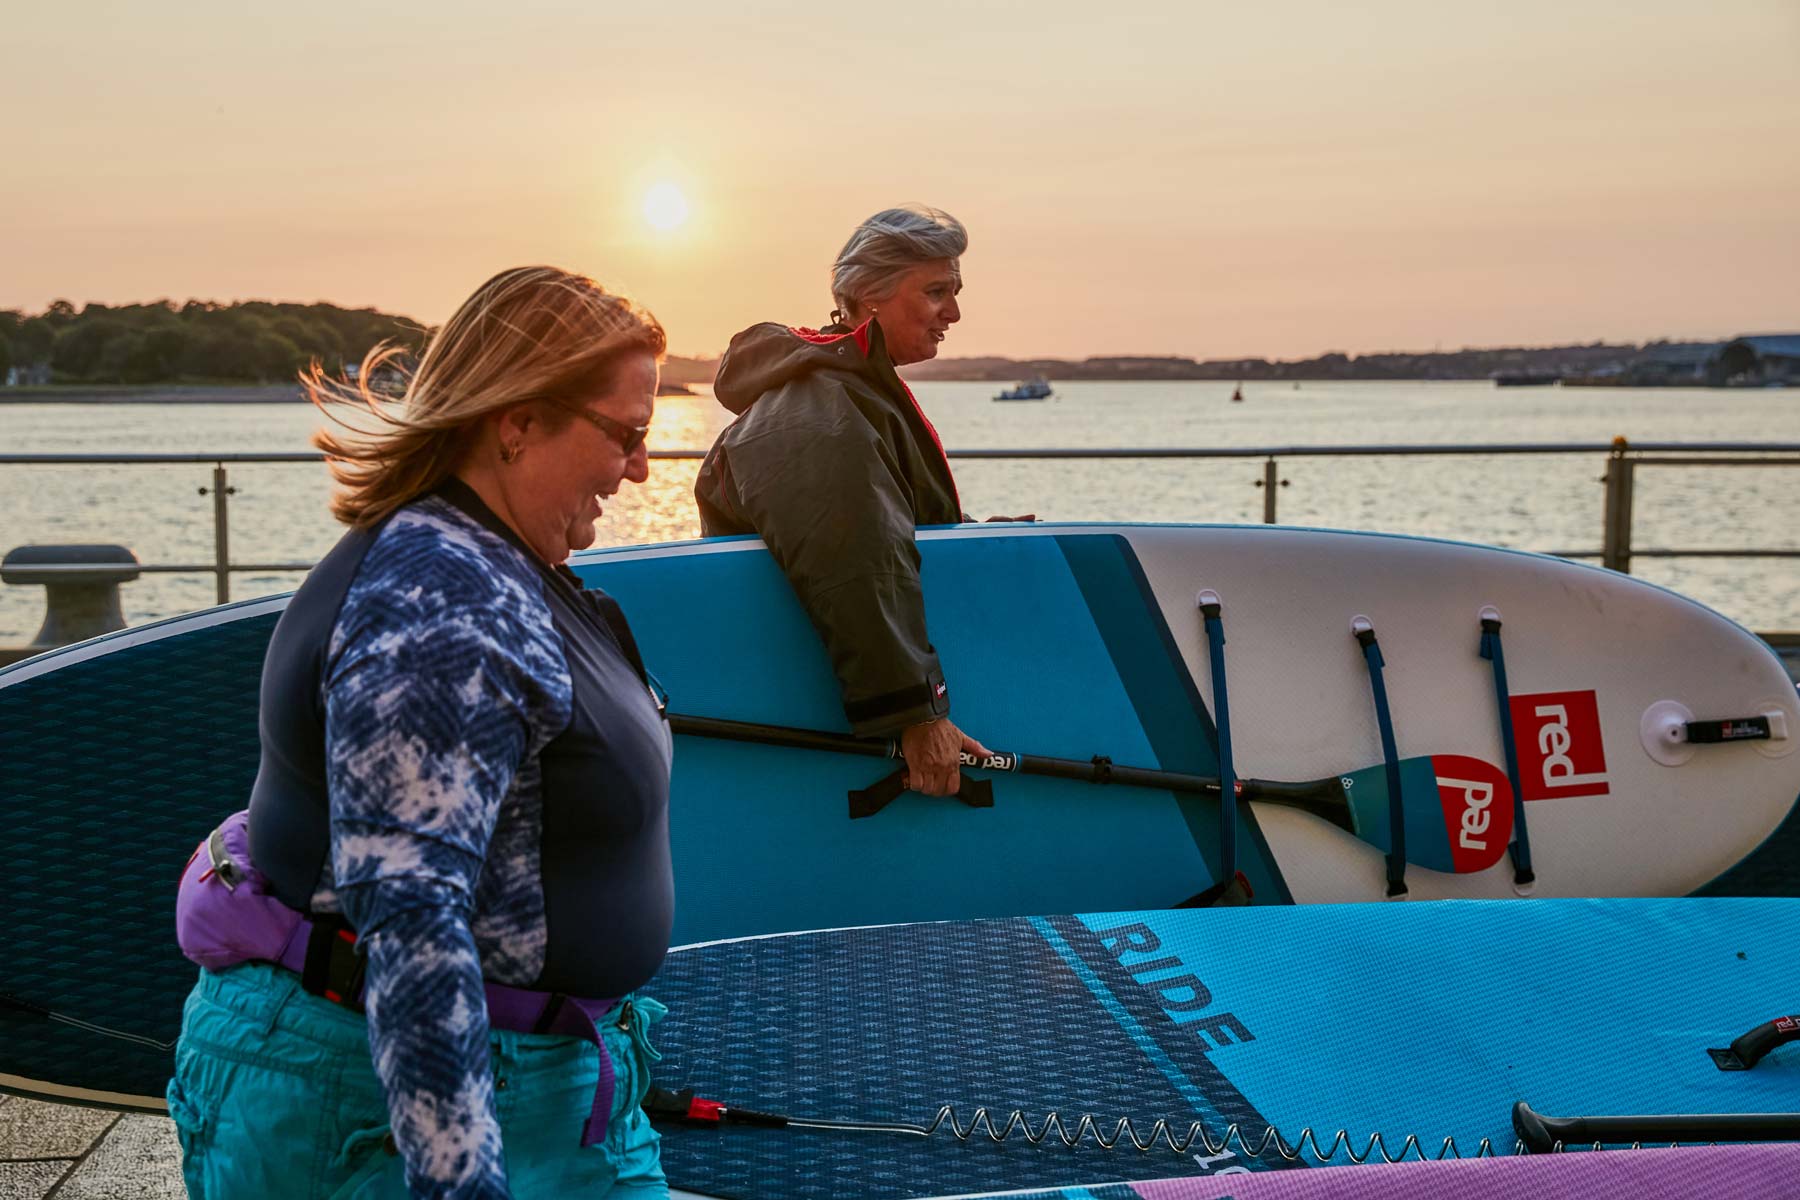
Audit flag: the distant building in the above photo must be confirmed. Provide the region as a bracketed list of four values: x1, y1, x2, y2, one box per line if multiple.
[1624, 342, 1722, 386]
[339, 353, 416, 394]
[1710, 335, 1800, 387]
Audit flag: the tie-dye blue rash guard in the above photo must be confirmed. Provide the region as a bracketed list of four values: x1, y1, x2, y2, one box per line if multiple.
[247, 482, 675, 1199]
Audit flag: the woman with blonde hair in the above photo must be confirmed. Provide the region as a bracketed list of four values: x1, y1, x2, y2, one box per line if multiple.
[170, 266, 676, 1197]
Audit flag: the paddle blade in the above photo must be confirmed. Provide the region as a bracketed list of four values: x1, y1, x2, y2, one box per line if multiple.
[1338, 754, 1514, 873]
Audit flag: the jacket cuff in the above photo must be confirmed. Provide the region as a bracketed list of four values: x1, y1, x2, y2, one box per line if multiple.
[844, 669, 950, 737]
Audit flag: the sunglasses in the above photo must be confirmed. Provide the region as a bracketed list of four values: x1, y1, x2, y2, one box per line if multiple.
[560, 404, 650, 455]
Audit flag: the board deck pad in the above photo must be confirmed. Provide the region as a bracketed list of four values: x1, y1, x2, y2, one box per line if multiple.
[959, 1144, 1800, 1200]
[646, 899, 1800, 1199]
[3, 523, 1798, 1108]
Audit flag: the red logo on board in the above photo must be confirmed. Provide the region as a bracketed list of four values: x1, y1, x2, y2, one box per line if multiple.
[1431, 754, 1514, 873]
[1510, 690, 1609, 801]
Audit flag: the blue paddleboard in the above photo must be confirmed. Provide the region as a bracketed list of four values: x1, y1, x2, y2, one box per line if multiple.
[646, 898, 1800, 1199]
[2, 524, 1796, 1108]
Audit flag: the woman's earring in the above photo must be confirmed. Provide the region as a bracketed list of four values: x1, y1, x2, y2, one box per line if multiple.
[500, 443, 520, 464]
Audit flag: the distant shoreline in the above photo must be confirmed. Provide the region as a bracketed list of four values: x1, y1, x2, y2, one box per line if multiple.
[1, 383, 706, 404]
[0, 385, 307, 404]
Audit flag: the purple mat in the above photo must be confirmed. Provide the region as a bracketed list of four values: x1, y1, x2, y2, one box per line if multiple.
[1089, 1144, 1800, 1200]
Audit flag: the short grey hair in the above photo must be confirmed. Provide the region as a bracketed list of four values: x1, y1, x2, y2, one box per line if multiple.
[830, 205, 967, 320]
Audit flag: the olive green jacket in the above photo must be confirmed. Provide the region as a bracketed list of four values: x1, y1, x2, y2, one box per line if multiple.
[694, 318, 961, 736]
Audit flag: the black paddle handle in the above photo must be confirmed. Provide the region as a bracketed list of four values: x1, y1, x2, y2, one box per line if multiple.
[1512, 1101, 1800, 1152]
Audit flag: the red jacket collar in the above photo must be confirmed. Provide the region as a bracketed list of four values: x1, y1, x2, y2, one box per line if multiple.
[788, 318, 874, 357]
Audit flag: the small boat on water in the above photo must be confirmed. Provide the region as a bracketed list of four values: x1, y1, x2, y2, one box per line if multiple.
[1231, 383, 1244, 402]
[1492, 370, 1562, 387]
[995, 377, 1052, 401]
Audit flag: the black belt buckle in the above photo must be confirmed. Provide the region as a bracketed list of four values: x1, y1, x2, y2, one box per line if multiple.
[301, 917, 366, 1012]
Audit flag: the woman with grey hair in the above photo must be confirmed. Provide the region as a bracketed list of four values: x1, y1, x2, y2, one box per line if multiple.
[695, 205, 999, 795]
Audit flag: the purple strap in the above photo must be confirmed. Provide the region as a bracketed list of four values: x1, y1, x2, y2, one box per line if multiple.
[176, 812, 621, 1148]
[272, 919, 621, 1146]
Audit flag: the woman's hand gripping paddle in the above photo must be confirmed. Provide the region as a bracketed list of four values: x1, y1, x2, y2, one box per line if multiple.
[668, 713, 1514, 875]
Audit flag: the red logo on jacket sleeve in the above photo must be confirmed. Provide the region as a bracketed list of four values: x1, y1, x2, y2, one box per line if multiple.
[1510, 689, 1609, 800]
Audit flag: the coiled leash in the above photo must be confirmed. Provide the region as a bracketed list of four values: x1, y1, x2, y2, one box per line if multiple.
[643, 1089, 1800, 1160]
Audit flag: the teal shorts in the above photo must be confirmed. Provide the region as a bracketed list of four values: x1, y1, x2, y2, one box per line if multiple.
[167, 963, 666, 1199]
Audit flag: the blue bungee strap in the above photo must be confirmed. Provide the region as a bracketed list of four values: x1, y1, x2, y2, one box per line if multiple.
[1478, 607, 1535, 892]
[1198, 590, 1236, 880]
[1352, 616, 1408, 898]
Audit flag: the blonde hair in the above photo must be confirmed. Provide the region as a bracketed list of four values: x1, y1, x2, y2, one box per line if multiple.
[307, 266, 666, 527]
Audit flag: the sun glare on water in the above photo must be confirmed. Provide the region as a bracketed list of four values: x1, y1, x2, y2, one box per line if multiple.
[643, 183, 690, 232]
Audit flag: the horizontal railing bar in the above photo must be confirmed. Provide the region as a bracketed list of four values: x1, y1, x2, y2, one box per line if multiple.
[0, 453, 323, 465]
[9, 549, 1797, 580]
[2, 562, 316, 576]
[3, 442, 1800, 466]
[1624, 457, 1800, 467]
[942, 444, 1800, 460]
[1623, 549, 1800, 559]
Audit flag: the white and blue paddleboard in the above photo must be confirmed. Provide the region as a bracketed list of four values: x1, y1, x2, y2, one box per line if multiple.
[2, 523, 1796, 1108]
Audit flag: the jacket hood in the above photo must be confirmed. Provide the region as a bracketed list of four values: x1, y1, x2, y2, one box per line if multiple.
[712, 319, 889, 415]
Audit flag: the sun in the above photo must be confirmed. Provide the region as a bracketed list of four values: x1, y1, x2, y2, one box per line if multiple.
[642, 182, 690, 232]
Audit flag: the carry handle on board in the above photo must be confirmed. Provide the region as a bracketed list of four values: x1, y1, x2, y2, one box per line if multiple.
[849, 768, 995, 819]
[1708, 1014, 1800, 1071]
[1511, 1100, 1800, 1152]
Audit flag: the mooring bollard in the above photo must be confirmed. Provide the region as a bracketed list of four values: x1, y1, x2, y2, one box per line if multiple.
[1, 544, 142, 663]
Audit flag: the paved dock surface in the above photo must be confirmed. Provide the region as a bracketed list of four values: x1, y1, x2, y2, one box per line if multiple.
[0, 1098, 181, 1199]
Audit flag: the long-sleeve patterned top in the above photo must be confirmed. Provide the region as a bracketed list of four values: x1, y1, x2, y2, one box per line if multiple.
[247, 480, 674, 1198]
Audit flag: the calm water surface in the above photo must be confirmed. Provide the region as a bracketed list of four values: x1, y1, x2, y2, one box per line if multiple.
[0, 380, 1794, 643]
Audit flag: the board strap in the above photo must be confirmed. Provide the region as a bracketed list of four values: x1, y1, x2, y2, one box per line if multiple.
[1177, 590, 1253, 908]
[1353, 617, 1408, 898]
[1478, 608, 1535, 891]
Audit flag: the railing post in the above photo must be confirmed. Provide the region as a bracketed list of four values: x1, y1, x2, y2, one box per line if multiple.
[1601, 438, 1634, 574]
[1260, 456, 1288, 521]
[200, 463, 235, 604]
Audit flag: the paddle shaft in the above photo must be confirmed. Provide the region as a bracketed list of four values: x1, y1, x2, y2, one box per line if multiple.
[667, 713, 1353, 833]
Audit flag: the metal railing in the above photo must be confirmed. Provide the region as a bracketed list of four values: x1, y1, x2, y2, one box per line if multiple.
[3, 439, 1797, 604]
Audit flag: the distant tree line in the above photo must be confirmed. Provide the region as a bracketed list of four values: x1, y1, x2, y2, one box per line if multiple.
[901, 341, 1650, 383]
[0, 300, 424, 385]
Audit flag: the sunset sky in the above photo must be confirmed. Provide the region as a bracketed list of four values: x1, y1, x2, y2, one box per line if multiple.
[5, 1, 1795, 360]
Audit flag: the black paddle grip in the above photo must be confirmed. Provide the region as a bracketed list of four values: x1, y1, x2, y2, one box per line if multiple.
[1513, 1100, 1800, 1152]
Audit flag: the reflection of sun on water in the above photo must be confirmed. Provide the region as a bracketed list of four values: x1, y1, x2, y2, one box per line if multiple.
[593, 390, 732, 548]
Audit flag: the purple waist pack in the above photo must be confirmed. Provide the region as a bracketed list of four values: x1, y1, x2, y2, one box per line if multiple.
[172, 810, 628, 1146]
[175, 808, 307, 971]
